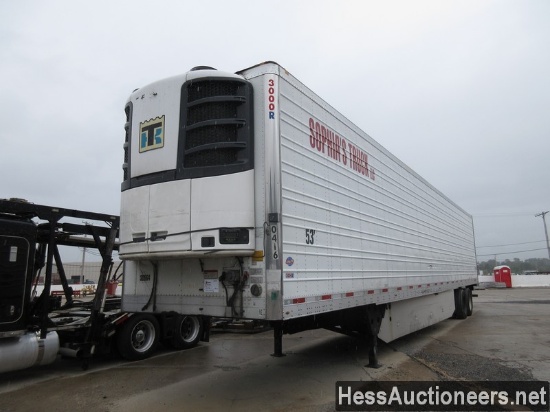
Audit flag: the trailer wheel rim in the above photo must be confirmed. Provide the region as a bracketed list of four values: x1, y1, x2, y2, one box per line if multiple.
[131, 320, 157, 353]
[180, 316, 200, 343]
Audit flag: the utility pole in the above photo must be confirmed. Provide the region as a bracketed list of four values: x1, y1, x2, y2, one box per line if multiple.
[80, 222, 88, 284]
[80, 246, 86, 284]
[535, 211, 550, 260]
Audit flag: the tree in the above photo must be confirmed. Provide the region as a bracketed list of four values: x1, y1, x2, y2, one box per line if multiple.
[477, 258, 550, 274]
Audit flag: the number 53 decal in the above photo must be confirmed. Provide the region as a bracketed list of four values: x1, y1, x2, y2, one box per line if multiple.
[305, 229, 316, 245]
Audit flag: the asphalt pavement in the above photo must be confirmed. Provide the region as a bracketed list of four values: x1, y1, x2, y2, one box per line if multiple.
[0, 287, 548, 412]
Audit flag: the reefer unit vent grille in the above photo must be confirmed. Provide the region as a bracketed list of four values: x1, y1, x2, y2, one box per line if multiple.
[178, 79, 254, 179]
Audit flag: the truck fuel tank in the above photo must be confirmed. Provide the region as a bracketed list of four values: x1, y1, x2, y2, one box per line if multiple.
[0, 331, 59, 374]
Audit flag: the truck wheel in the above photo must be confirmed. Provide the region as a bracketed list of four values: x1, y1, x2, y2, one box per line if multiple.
[453, 288, 468, 319]
[169, 315, 203, 350]
[117, 314, 160, 361]
[466, 288, 473, 316]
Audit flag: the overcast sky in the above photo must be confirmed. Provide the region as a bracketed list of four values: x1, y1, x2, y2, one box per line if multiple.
[1, 0, 549, 264]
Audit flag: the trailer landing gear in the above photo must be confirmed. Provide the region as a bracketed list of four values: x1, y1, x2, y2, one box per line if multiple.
[365, 304, 386, 369]
[271, 321, 285, 357]
[269, 304, 386, 365]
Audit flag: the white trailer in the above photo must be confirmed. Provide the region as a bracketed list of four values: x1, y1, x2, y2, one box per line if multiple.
[119, 62, 477, 364]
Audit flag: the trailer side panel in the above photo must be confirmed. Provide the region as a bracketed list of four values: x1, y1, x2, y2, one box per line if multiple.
[265, 69, 477, 319]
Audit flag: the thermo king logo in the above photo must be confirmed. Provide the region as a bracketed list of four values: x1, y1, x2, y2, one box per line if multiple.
[139, 115, 165, 153]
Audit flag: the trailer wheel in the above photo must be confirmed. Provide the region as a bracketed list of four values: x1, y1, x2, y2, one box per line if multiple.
[117, 314, 160, 361]
[453, 288, 468, 319]
[169, 315, 203, 350]
[466, 288, 473, 316]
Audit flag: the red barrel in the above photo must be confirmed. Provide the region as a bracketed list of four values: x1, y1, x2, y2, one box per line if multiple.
[106, 280, 118, 295]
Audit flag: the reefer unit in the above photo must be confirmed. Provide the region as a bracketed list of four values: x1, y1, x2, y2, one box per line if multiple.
[119, 62, 477, 358]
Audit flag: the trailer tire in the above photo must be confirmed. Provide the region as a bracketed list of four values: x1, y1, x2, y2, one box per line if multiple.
[117, 314, 160, 361]
[453, 288, 468, 320]
[466, 288, 473, 316]
[169, 315, 203, 350]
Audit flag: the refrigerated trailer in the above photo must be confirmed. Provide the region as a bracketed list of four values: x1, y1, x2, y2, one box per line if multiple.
[120, 61, 478, 365]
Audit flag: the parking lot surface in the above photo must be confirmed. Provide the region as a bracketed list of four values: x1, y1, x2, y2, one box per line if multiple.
[0, 288, 548, 411]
